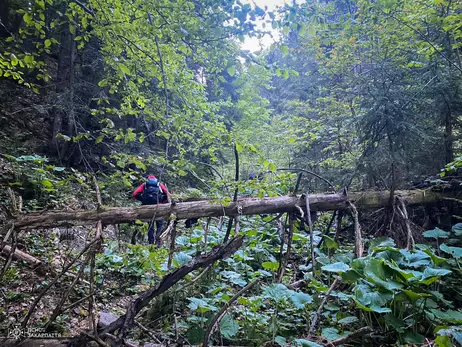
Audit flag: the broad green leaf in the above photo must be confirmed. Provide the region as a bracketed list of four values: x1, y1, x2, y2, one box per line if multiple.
[430, 309, 462, 323]
[262, 283, 290, 301]
[321, 327, 341, 340]
[440, 244, 462, 259]
[399, 249, 431, 268]
[274, 336, 287, 346]
[219, 314, 239, 339]
[337, 316, 358, 324]
[364, 258, 402, 290]
[385, 313, 405, 333]
[403, 332, 425, 344]
[423, 228, 449, 239]
[188, 298, 217, 313]
[402, 289, 430, 302]
[321, 262, 350, 273]
[41, 179, 53, 188]
[45, 39, 51, 48]
[452, 223, 462, 236]
[235, 142, 243, 153]
[294, 339, 323, 347]
[262, 261, 280, 271]
[323, 235, 338, 249]
[269, 162, 277, 172]
[435, 335, 453, 347]
[290, 292, 313, 308]
[368, 237, 395, 253]
[173, 252, 192, 267]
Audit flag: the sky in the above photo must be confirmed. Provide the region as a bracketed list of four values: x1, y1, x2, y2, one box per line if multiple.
[240, 0, 296, 52]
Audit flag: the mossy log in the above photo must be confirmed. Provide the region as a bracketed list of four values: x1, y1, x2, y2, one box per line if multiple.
[7, 189, 449, 230]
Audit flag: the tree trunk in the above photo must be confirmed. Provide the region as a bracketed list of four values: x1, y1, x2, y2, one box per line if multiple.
[10, 189, 451, 230]
[49, 15, 76, 160]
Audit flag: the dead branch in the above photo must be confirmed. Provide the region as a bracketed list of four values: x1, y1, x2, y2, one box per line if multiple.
[167, 221, 177, 270]
[22, 238, 98, 328]
[305, 195, 316, 272]
[330, 326, 373, 345]
[308, 276, 340, 336]
[348, 201, 364, 258]
[0, 229, 17, 280]
[278, 168, 337, 193]
[203, 279, 259, 347]
[67, 236, 244, 347]
[276, 217, 286, 283]
[396, 197, 415, 250]
[135, 320, 162, 344]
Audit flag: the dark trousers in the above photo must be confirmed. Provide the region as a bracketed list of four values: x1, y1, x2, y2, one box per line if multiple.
[148, 220, 165, 245]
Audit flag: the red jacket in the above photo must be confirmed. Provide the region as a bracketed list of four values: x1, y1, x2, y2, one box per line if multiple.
[132, 175, 170, 203]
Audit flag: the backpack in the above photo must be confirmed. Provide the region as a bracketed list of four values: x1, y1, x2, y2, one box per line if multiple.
[142, 178, 164, 205]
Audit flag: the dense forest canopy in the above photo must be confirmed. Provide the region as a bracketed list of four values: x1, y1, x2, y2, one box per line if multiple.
[1, 0, 462, 346]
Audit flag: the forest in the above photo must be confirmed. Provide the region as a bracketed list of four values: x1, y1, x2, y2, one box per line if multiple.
[1, 0, 462, 346]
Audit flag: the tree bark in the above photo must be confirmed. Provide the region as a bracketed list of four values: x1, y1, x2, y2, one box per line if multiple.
[9, 189, 450, 230]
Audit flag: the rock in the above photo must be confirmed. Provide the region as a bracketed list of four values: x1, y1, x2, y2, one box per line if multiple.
[97, 312, 118, 328]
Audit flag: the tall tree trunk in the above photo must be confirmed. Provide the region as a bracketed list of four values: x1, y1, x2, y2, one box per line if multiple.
[444, 99, 454, 164]
[49, 16, 76, 161]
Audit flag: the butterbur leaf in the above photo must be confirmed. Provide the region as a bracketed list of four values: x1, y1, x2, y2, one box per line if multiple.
[368, 237, 395, 252]
[321, 262, 350, 273]
[430, 309, 462, 323]
[173, 252, 192, 267]
[435, 335, 452, 347]
[262, 283, 290, 301]
[403, 332, 425, 344]
[274, 336, 287, 346]
[294, 339, 323, 347]
[290, 292, 313, 308]
[452, 223, 462, 236]
[423, 228, 449, 239]
[219, 314, 239, 339]
[338, 316, 358, 324]
[323, 235, 338, 249]
[440, 244, 462, 259]
[321, 327, 342, 340]
[262, 261, 280, 271]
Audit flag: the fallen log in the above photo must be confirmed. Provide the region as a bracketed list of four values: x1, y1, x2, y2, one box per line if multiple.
[8, 189, 449, 230]
[1, 245, 42, 267]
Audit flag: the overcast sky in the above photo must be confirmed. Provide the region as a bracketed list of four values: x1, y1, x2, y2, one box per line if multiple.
[240, 0, 295, 52]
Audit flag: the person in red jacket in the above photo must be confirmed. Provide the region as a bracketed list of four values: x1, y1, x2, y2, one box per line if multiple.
[132, 175, 170, 245]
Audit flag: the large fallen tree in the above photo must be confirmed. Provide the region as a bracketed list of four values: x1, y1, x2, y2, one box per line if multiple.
[7, 189, 452, 229]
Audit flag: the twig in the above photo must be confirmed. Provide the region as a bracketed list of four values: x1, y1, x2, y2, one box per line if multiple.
[276, 217, 286, 283]
[175, 265, 213, 292]
[277, 215, 295, 283]
[89, 221, 103, 333]
[204, 217, 211, 252]
[305, 195, 316, 273]
[45, 250, 93, 329]
[308, 276, 340, 336]
[0, 229, 17, 281]
[224, 143, 240, 243]
[396, 197, 415, 250]
[135, 320, 162, 344]
[278, 168, 337, 193]
[167, 222, 177, 270]
[65, 237, 244, 347]
[203, 279, 258, 347]
[330, 326, 373, 346]
[22, 239, 98, 328]
[347, 201, 364, 258]
[62, 291, 96, 312]
[0, 224, 15, 259]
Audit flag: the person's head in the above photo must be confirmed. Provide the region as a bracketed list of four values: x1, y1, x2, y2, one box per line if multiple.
[146, 175, 157, 180]
[146, 175, 158, 186]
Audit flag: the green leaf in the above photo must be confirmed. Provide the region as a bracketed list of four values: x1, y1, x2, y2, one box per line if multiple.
[274, 336, 287, 346]
[364, 258, 402, 291]
[227, 65, 236, 76]
[403, 332, 425, 344]
[337, 316, 358, 324]
[188, 298, 217, 313]
[423, 228, 450, 239]
[385, 313, 405, 333]
[294, 339, 323, 347]
[290, 292, 313, 308]
[451, 223, 462, 236]
[435, 335, 453, 347]
[321, 327, 341, 341]
[430, 309, 462, 323]
[402, 289, 430, 302]
[262, 283, 290, 301]
[119, 63, 131, 75]
[219, 314, 239, 339]
[23, 13, 33, 24]
[173, 252, 192, 267]
[262, 261, 280, 271]
[44, 39, 51, 48]
[269, 162, 277, 172]
[368, 237, 396, 252]
[235, 142, 243, 153]
[321, 262, 350, 273]
[41, 179, 53, 188]
[440, 244, 462, 258]
[323, 235, 338, 249]
[280, 45, 289, 56]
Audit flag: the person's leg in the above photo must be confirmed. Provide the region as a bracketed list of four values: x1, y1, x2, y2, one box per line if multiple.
[147, 223, 155, 244]
[155, 220, 165, 246]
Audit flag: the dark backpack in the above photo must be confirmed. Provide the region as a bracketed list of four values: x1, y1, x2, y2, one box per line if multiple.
[142, 179, 164, 205]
